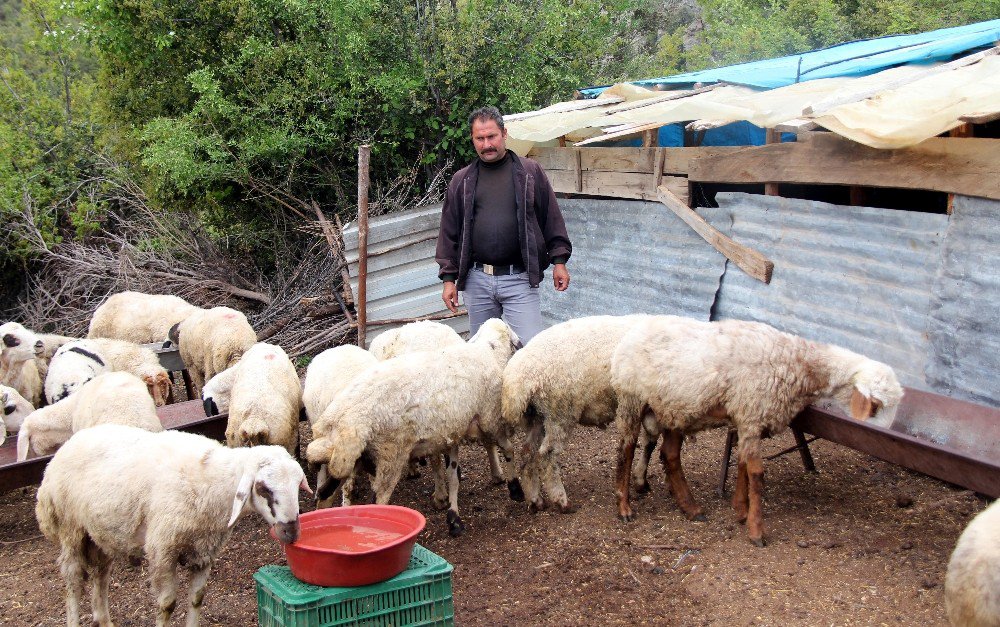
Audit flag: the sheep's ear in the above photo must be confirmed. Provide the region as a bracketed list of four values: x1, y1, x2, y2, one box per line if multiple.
[0, 390, 7, 405]
[299, 476, 313, 496]
[229, 467, 255, 527]
[16, 424, 31, 462]
[850, 388, 874, 420]
[167, 323, 181, 346]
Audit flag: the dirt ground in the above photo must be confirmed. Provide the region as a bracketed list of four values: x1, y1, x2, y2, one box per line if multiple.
[0, 422, 988, 626]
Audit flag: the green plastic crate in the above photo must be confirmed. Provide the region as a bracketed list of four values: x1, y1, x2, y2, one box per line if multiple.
[255, 544, 454, 627]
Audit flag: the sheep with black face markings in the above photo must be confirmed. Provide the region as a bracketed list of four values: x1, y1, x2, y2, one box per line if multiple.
[610, 316, 903, 546]
[1, 384, 34, 446]
[36, 424, 309, 627]
[0, 321, 44, 407]
[307, 318, 522, 536]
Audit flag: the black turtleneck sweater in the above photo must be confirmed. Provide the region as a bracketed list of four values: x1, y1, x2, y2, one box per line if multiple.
[471, 152, 521, 267]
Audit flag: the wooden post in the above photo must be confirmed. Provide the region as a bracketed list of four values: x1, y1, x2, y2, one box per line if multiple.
[947, 123, 974, 214]
[642, 129, 658, 147]
[357, 145, 371, 348]
[574, 148, 583, 193]
[764, 129, 780, 196]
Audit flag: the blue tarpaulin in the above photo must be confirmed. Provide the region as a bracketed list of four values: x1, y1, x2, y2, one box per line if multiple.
[579, 19, 1000, 97]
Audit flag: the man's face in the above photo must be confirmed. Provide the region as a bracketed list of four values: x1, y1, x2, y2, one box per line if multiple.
[471, 119, 508, 163]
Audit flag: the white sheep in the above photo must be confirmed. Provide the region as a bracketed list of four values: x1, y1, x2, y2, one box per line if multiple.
[168, 306, 256, 393]
[945, 498, 1000, 627]
[44, 340, 112, 405]
[1, 384, 34, 447]
[18, 371, 163, 461]
[500, 315, 650, 514]
[87, 337, 172, 406]
[201, 363, 239, 417]
[36, 424, 309, 627]
[87, 291, 199, 344]
[301, 345, 380, 507]
[225, 342, 302, 456]
[370, 320, 506, 484]
[307, 318, 522, 536]
[368, 320, 464, 360]
[34, 333, 78, 380]
[610, 316, 904, 546]
[0, 321, 44, 407]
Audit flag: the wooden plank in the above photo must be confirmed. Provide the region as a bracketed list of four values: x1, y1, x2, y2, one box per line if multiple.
[549, 170, 688, 204]
[504, 96, 625, 122]
[642, 129, 658, 147]
[574, 148, 583, 193]
[960, 111, 1000, 124]
[687, 134, 1000, 201]
[657, 185, 773, 284]
[575, 121, 666, 146]
[773, 118, 819, 133]
[764, 129, 780, 197]
[603, 83, 722, 115]
[529, 146, 746, 176]
[804, 45, 1000, 117]
[652, 147, 664, 189]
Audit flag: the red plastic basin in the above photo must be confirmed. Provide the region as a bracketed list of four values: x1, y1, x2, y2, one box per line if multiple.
[275, 505, 426, 587]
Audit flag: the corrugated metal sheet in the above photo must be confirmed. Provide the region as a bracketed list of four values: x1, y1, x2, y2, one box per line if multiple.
[343, 204, 469, 345]
[538, 198, 730, 327]
[708, 192, 948, 389]
[925, 195, 1000, 407]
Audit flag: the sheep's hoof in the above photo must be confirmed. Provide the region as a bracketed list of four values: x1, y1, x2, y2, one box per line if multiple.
[527, 500, 545, 514]
[691, 513, 708, 522]
[446, 510, 465, 537]
[558, 502, 577, 514]
[618, 511, 636, 523]
[634, 482, 651, 495]
[507, 479, 525, 502]
[749, 536, 766, 548]
[432, 496, 449, 511]
[406, 469, 421, 480]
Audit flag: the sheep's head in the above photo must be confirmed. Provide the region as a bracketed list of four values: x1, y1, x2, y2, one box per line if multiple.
[141, 370, 172, 407]
[230, 447, 310, 543]
[0, 322, 42, 364]
[321, 422, 366, 480]
[847, 360, 904, 421]
[469, 318, 521, 363]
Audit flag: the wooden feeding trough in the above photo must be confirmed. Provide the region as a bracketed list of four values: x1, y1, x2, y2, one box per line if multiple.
[720, 387, 1000, 498]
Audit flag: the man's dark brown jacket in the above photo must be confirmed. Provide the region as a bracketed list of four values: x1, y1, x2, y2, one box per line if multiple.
[435, 153, 572, 290]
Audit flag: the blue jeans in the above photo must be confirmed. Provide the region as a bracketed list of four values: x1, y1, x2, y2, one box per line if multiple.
[463, 267, 544, 344]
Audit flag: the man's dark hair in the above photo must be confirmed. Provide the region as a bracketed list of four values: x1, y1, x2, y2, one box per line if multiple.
[468, 106, 505, 130]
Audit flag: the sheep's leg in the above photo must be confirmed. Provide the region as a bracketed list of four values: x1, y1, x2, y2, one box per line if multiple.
[732, 458, 749, 523]
[745, 451, 766, 547]
[58, 546, 86, 627]
[149, 554, 179, 627]
[632, 426, 658, 494]
[485, 441, 505, 484]
[184, 564, 212, 627]
[535, 419, 574, 513]
[520, 421, 545, 512]
[339, 469, 356, 507]
[491, 431, 524, 502]
[429, 454, 449, 510]
[371, 455, 407, 506]
[443, 445, 465, 536]
[88, 545, 114, 627]
[660, 429, 705, 521]
[406, 459, 422, 479]
[614, 398, 644, 522]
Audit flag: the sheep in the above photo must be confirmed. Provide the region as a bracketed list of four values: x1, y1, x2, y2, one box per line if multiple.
[945, 498, 1000, 627]
[18, 371, 163, 461]
[500, 314, 651, 514]
[34, 333, 78, 380]
[0, 321, 44, 406]
[87, 291, 199, 344]
[36, 424, 309, 627]
[368, 320, 465, 360]
[307, 318, 522, 536]
[301, 344, 379, 507]
[225, 342, 302, 456]
[1, 384, 34, 447]
[369, 320, 506, 484]
[43, 340, 113, 405]
[168, 306, 256, 394]
[609, 316, 904, 546]
[201, 363, 239, 417]
[87, 338, 172, 406]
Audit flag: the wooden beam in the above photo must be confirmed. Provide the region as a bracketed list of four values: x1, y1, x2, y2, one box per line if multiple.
[574, 148, 583, 193]
[960, 111, 1000, 125]
[549, 170, 689, 204]
[773, 118, 819, 134]
[528, 146, 747, 176]
[764, 129, 780, 196]
[603, 83, 722, 115]
[804, 45, 1000, 117]
[947, 124, 974, 213]
[652, 147, 664, 190]
[575, 121, 666, 146]
[503, 96, 625, 122]
[642, 129, 658, 147]
[656, 185, 773, 284]
[687, 134, 1000, 201]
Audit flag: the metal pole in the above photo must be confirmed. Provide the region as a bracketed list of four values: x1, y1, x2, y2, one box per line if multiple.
[357, 145, 371, 348]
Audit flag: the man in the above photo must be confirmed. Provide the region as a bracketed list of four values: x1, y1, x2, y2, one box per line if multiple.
[435, 106, 572, 344]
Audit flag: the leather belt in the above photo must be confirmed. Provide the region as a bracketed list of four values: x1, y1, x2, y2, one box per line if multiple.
[474, 262, 525, 276]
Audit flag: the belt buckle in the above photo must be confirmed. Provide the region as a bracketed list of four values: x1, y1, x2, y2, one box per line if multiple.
[483, 263, 495, 275]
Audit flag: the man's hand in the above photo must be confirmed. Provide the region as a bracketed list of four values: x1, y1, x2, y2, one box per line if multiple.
[442, 281, 459, 312]
[552, 264, 570, 291]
